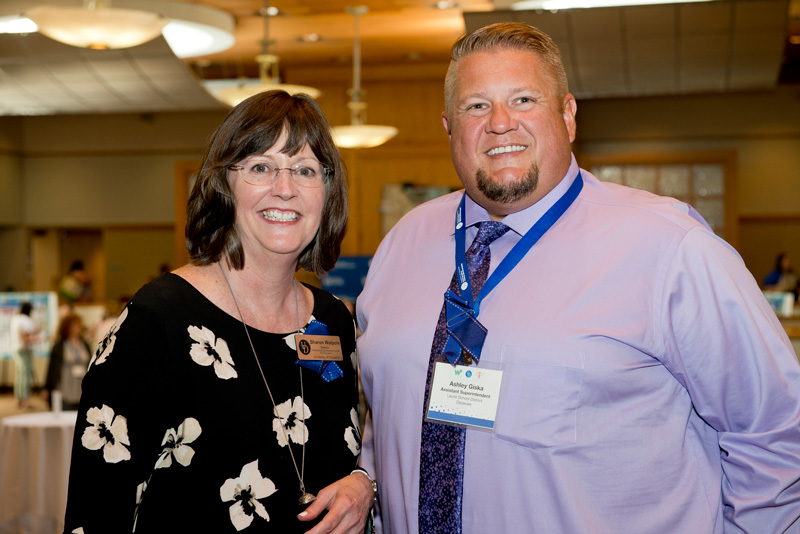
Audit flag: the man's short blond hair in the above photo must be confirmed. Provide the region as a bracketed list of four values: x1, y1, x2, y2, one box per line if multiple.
[444, 22, 569, 116]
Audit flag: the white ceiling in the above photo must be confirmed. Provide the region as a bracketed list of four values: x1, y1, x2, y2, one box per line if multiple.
[0, 0, 793, 116]
[0, 33, 225, 115]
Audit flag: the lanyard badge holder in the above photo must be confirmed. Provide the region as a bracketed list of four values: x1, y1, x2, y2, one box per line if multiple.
[425, 172, 584, 431]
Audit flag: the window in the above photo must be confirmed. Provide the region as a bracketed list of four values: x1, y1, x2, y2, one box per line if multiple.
[584, 153, 736, 245]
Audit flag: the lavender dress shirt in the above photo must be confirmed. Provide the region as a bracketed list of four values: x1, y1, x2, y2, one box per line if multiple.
[356, 156, 800, 533]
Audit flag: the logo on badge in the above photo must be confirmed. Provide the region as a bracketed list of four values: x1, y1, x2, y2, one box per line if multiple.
[298, 339, 311, 355]
[466, 370, 472, 378]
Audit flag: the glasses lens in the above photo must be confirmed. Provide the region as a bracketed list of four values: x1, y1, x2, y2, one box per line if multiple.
[232, 159, 326, 188]
[288, 164, 325, 188]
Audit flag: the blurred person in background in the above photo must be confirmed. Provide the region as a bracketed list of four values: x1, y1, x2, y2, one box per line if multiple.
[58, 260, 92, 305]
[763, 252, 798, 298]
[44, 313, 91, 411]
[9, 301, 37, 409]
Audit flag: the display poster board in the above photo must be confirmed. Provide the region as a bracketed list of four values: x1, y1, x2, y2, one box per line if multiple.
[321, 256, 372, 303]
[0, 292, 59, 360]
[763, 291, 796, 318]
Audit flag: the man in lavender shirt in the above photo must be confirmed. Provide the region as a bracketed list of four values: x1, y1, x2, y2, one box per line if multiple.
[356, 22, 800, 534]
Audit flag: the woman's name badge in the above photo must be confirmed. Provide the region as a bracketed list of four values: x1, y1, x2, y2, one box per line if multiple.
[425, 362, 503, 430]
[295, 335, 343, 361]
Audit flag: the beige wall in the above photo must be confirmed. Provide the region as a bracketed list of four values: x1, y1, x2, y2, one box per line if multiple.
[0, 228, 26, 291]
[0, 66, 798, 298]
[104, 227, 174, 301]
[0, 154, 23, 225]
[23, 154, 193, 226]
[0, 117, 23, 152]
[0, 120, 26, 291]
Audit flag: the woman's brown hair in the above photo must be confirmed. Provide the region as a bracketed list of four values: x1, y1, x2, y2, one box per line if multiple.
[58, 314, 82, 341]
[185, 90, 348, 277]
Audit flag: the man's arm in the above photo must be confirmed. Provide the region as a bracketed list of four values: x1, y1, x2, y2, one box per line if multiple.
[660, 228, 800, 533]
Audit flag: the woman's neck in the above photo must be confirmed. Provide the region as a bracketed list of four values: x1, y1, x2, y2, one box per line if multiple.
[174, 260, 313, 334]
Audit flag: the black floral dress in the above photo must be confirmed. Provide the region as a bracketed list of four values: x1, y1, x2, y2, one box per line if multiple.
[63, 274, 361, 533]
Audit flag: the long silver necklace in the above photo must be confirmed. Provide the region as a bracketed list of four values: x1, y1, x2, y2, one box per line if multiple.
[218, 262, 316, 505]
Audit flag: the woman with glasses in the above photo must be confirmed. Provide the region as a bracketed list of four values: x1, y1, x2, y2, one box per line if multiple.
[64, 91, 375, 533]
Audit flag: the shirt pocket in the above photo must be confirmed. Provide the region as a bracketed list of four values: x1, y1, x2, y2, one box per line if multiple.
[493, 345, 585, 450]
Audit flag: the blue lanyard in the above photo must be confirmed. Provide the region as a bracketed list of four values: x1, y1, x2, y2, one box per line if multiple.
[454, 172, 583, 316]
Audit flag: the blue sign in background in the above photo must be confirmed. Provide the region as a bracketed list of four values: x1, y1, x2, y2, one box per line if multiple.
[320, 255, 372, 302]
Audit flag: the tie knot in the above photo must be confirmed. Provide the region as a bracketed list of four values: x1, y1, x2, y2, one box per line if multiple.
[472, 221, 510, 248]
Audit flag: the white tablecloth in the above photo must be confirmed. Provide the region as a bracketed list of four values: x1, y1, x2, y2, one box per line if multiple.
[0, 411, 78, 534]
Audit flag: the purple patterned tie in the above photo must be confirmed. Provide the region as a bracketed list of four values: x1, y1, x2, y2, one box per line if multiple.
[419, 221, 511, 533]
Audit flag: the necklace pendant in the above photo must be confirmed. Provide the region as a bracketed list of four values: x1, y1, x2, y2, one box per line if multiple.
[298, 492, 316, 505]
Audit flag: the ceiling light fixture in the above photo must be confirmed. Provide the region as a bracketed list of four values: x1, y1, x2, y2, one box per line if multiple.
[0, 1, 234, 57]
[510, 0, 713, 9]
[27, 0, 166, 50]
[331, 6, 398, 149]
[205, 0, 321, 107]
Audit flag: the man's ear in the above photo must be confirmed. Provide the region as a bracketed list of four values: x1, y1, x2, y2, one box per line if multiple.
[562, 94, 577, 143]
[442, 112, 451, 140]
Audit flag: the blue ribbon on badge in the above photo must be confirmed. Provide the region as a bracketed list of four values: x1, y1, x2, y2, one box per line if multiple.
[442, 288, 488, 365]
[294, 320, 344, 382]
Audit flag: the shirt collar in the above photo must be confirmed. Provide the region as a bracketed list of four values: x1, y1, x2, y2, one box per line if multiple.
[464, 154, 580, 236]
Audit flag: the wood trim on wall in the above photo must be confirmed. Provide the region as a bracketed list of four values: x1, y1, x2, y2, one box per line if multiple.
[739, 213, 800, 223]
[174, 161, 200, 268]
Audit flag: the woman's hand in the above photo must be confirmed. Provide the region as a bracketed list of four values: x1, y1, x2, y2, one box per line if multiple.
[298, 472, 374, 534]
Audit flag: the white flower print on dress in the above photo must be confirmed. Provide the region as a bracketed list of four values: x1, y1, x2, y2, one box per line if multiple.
[90, 306, 129, 367]
[350, 319, 358, 370]
[220, 459, 277, 531]
[188, 325, 237, 380]
[156, 417, 202, 469]
[272, 396, 310, 447]
[133, 479, 148, 532]
[282, 315, 318, 350]
[344, 408, 362, 456]
[81, 404, 131, 463]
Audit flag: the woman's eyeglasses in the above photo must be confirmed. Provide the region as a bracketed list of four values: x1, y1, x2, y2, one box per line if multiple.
[228, 160, 328, 188]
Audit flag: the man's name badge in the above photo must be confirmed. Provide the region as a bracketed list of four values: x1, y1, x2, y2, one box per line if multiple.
[295, 335, 343, 361]
[425, 362, 503, 430]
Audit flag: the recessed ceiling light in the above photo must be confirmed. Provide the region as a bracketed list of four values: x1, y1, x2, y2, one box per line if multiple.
[298, 33, 321, 43]
[259, 6, 281, 17]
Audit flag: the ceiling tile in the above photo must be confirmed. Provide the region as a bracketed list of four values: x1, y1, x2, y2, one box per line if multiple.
[680, 3, 732, 34]
[734, 0, 789, 30]
[623, 5, 676, 39]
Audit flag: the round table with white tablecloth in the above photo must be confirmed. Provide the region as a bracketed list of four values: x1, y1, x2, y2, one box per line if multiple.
[0, 410, 78, 534]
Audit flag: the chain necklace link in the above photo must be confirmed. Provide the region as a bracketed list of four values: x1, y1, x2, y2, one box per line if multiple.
[218, 262, 315, 505]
